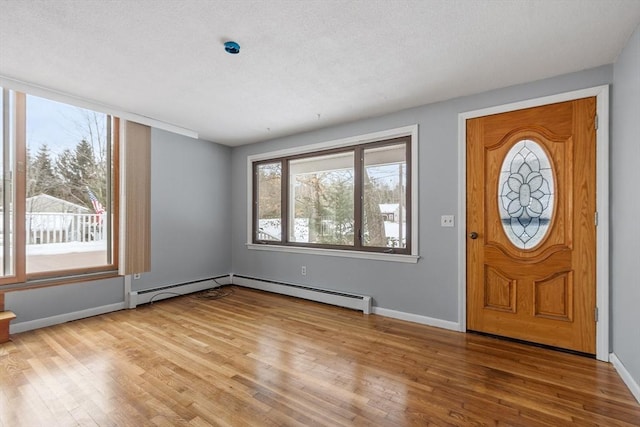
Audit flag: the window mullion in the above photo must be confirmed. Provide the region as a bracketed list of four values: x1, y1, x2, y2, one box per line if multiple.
[1, 89, 10, 277]
[14, 91, 26, 283]
[404, 140, 411, 252]
[106, 115, 112, 265]
[252, 162, 258, 243]
[354, 147, 363, 250]
[282, 159, 289, 243]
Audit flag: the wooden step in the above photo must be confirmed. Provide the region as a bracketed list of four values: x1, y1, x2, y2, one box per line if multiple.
[0, 310, 16, 343]
[0, 311, 16, 321]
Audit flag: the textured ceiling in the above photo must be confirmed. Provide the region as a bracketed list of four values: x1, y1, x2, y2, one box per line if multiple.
[1, 0, 639, 146]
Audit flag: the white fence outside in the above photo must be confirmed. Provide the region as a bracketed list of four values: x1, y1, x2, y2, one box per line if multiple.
[25, 213, 105, 244]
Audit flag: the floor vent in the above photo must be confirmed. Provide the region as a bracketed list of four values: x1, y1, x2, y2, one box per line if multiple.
[232, 274, 371, 314]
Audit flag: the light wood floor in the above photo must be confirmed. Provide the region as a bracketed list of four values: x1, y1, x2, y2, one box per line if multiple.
[1, 286, 639, 426]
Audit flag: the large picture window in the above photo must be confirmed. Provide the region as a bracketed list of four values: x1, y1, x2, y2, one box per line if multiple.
[1, 87, 118, 285]
[253, 134, 412, 255]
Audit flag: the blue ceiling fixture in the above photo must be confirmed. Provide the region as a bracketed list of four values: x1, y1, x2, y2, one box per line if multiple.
[224, 41, 240, 54]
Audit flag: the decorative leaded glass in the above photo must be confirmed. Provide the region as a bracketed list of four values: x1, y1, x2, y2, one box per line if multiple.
[498, 140, 554, 249]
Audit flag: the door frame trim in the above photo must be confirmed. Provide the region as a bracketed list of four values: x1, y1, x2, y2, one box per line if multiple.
[457, 85, 610, 361]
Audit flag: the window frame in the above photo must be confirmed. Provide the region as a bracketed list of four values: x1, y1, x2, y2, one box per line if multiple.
[0, 87, 120, 288]
[253, 159, 286, 244]
[248, 125, 419, 263]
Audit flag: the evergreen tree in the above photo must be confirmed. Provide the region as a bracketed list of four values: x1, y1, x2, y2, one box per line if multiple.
[324, 173, 354, 245]
[362, 168, 386, 247]
[56, 139, 105, 208]
[294, 171, 355, 245]
[27, 144, 61, 199]
[55, 147, 83, 205]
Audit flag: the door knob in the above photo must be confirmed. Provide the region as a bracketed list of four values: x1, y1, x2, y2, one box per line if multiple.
[469, 232, 479, 239]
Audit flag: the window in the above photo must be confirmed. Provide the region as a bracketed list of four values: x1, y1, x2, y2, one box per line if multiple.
[255, 162, 282, 242]
[1, 87, 118, 285]
[252, 130, 415, 257]
[289, 150, 355, 246]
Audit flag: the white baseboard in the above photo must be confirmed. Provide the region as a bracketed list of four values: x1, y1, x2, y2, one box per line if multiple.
[231, 275, 458, 330]
[610, 353, 640, 404]
[232, 275, 372, 314]
[10, 275, 233, 333]
[372, 306, 460, 332]
[10, 302, 126, 334]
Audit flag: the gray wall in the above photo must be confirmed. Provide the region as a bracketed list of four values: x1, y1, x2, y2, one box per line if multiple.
[133, 129, 232, 291]
[7, 277, 124, 324]
[7, 128, 232, 325]
[612, 24, 640, 386]
[230, 65, 613, 322]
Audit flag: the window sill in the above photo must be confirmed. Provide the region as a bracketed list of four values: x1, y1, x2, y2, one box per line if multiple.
[0, 270, 120, 292]
[246, 243, 420, 263]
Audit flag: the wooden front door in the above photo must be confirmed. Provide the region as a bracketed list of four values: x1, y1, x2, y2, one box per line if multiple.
[466, 98, 597, 354]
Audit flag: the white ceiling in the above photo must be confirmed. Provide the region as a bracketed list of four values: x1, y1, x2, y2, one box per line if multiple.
[1, 0, 639, 146]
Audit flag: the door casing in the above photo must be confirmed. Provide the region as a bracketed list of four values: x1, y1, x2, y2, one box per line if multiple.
[457, 85, 610, 361]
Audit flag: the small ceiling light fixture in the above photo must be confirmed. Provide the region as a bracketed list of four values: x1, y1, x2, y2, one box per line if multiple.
[224, 41, 240, 54]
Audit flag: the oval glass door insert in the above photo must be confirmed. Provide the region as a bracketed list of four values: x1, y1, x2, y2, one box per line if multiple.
[498, 139, 554, 249]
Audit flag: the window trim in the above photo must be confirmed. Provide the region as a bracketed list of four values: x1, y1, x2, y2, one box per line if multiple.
[247, 125, 419, 263]
[0, 86, 120, 288]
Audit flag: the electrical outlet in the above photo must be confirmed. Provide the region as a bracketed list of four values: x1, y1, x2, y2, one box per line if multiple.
[441, 215, 455, 227]
[301, 266, 307, 276]
[133, 273, 141, 280]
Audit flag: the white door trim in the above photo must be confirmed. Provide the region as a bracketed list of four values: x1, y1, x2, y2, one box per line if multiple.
[457, 85, 610, 361]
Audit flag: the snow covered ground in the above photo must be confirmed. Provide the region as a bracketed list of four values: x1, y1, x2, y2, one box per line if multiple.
[259, 218, 406, 246]
[26, 240, 106, 255]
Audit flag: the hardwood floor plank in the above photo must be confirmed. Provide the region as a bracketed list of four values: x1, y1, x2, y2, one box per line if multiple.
[232, 374, 355, 427]
[1, 286, 639, 426]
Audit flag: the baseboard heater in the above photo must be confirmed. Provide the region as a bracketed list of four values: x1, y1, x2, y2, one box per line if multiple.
[128, 275, 231, 308]
[232, 274, 372, 314]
